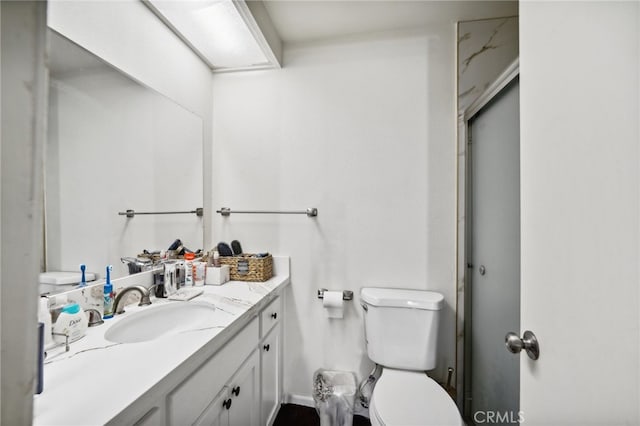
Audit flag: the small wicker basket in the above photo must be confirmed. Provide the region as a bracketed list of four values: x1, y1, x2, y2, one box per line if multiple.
[219, 254, 273, 282]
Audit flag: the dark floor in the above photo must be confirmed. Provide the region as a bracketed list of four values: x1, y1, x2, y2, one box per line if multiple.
[273, 403, 371, 426]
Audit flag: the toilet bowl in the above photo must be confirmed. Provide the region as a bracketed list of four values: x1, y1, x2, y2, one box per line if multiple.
[368, 369, 462, 426]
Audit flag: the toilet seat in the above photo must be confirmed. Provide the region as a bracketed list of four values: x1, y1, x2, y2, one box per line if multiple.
[369, 369, 463, 426]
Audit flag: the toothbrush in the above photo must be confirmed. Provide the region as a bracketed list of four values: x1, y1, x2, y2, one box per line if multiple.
[106, 264, 112, 286]
[79, 264, 87, 287]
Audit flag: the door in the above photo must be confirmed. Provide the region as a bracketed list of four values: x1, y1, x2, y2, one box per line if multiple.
[518, 3, 640, 423]
[466, 76, 520, 424]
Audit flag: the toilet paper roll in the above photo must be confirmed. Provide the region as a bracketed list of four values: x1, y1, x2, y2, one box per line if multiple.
[323, 291, 344, 319]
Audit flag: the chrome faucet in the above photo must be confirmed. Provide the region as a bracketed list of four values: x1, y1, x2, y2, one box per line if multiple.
[113, 285, 154, 315]
[85, 308, 104, 327]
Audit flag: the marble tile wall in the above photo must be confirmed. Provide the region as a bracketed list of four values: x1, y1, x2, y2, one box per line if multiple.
[456, 16, 518, 406]
[458, 17, 519, 114]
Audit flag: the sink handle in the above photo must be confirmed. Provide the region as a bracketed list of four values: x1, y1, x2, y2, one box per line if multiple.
[85, 309, 104, 327]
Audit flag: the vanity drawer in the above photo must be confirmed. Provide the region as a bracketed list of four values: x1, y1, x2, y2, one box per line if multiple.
[168, 317, 259, 425]
[260, 296, 281, 338]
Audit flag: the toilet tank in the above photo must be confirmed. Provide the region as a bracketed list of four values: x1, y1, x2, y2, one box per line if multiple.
[360, 288, 444, 371]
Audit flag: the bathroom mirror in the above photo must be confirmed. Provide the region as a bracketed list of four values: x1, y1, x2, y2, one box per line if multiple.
[44, 29, 204, 293]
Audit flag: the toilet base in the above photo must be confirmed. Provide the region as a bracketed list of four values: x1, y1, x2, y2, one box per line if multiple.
[367, 368, 463, 426]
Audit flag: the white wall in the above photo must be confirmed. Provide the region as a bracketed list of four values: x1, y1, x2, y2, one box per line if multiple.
[212, 26, 456, 399]
[47, 0, 215, 248]
[520, 2, 639, 423]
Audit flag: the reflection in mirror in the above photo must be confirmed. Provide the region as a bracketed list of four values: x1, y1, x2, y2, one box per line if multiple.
[44, 29, 204, 294]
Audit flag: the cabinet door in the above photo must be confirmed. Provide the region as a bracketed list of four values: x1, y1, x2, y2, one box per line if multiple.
[261, 325, 281, 426]
[228, 350, 260, 426]
[168, 318, 259, 425]
[195, 387, 230, 426]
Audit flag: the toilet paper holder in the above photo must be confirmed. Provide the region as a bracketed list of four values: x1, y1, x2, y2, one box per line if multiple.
[317, 288, 353, 301]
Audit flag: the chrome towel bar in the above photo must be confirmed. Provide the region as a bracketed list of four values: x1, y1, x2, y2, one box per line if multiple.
[118, 208, 203, 218]
[216, 207, 318, 217]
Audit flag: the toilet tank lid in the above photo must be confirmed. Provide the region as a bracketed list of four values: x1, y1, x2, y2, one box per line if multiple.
[360, 288, 444, 310]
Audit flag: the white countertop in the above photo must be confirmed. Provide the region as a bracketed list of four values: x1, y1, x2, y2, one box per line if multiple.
[33, 256, 290, 426]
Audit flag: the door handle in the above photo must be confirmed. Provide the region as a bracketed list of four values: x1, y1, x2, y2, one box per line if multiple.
[505, 330, 540, 360]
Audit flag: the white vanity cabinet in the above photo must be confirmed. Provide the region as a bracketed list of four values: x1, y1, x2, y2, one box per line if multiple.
[260, 296, 282, 426]
[122, 293, 284, 426]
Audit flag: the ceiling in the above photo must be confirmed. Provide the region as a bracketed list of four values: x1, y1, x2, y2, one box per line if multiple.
[261, 0, 518, 44]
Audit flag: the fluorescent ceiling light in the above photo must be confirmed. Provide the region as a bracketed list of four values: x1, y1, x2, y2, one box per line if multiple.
[148, 0, 269, 70]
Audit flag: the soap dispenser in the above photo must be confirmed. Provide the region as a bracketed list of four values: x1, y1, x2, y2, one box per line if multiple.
[52, 303, 88, 343]
[103, 265, 114, 319]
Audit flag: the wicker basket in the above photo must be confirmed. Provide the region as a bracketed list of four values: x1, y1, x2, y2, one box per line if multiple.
[219, 254, 273, 282]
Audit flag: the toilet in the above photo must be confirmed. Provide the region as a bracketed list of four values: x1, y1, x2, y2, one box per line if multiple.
[360, 287, 463, 426]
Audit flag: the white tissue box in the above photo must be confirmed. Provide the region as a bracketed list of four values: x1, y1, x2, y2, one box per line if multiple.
[206, 265, 230, 285]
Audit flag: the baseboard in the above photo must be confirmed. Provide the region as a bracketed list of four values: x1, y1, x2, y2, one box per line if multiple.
[284, 393, 315, 408]
[284, 393, 370, 419]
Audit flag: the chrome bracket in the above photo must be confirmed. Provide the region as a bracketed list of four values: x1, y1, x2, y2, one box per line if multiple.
[317, 288, 353, 301]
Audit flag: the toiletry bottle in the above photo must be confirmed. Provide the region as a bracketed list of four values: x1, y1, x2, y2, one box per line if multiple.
[184, 252, 195, 286]
[103, 265, 114, 319]
[213, 249, 220, 267]
[52, 303, 88, 343]
[164, 262, 177, 295]
[79, 263, 87, 287]
[176, 261, 185, 289]
[194, 262, 206, 287]
[38, 297, 54, 349]
[154, 264, 166, 298]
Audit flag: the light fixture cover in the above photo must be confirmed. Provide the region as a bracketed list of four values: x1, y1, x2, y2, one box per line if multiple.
[148, 0, 270, 69]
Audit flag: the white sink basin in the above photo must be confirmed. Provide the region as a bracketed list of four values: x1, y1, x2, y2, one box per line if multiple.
[105, 301, 217, 344]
